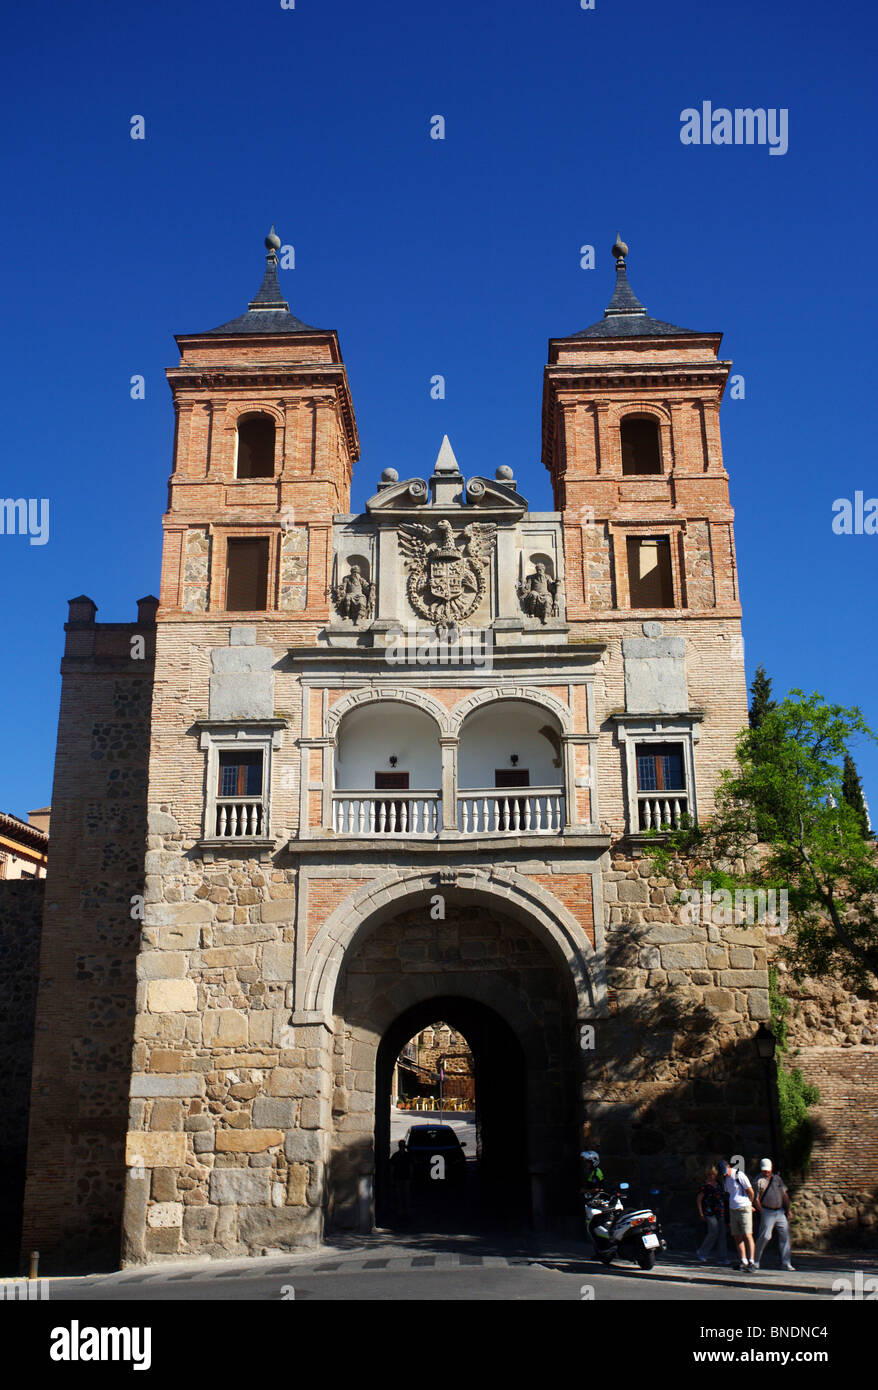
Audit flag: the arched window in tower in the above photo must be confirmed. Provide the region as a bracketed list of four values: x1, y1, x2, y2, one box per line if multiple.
[236, 413, 276, 479]
[620, 414, 662, 475]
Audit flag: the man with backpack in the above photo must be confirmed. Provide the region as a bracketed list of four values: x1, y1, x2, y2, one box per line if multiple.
[753, 1158, 795, 1271]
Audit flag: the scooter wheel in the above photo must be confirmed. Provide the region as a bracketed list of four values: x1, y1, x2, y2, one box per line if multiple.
[636, 1249, 656, 1270]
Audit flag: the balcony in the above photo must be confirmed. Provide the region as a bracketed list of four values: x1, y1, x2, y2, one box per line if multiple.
[331, 791, 440, 837]
[456, 788, 565, 835]
[636, 792, 688, 832]
[214, 796, 266, 838]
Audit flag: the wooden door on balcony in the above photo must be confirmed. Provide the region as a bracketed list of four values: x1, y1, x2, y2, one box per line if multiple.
[374, 771, 409, 834]
[495, 768, 529, 830]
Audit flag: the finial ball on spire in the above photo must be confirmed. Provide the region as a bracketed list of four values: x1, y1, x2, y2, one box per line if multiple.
[265, 225, 281, 252]
[612, 232, 628, 261]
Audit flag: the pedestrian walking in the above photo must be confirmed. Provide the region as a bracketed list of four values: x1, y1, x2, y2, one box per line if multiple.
[389, 1138, 412, 1218]
[721, 1159, 757, 1271]
[696, 1164, 728, 1264]
[753, 1158, 795, 1271]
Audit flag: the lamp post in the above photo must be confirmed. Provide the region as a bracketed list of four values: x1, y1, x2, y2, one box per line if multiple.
[755, 1022, 782, 1168]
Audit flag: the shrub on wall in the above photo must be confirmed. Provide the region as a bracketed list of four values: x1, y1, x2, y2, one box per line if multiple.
[769, 965, 820, 1177]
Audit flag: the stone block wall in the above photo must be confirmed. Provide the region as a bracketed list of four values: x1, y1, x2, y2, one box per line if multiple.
[0, 880, 44, 1272]
[121, 829, 326, 1263]
[19, 603, 156, 1273]
[585, 848, 773, 1236]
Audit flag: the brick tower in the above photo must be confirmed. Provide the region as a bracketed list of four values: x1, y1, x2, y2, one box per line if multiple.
[542, 233, 748, 832]
[160, 227, 359, 623]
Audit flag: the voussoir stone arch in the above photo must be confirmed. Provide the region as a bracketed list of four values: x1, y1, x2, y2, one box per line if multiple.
[301, 863, 601, 1017]
[450, 686, 573, 737]
[325, 687, 453, 738]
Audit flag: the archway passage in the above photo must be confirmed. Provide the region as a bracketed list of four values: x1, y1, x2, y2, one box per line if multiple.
[376, 997, 529, 1231]
[327, 898, 583, 1237]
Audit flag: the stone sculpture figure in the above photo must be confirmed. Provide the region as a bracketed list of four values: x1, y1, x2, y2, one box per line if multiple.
[332, 563, 373, 626]
[518, 562, 557, 623]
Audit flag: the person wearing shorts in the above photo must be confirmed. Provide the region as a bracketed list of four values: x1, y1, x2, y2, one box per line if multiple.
[722, 1160, 756, 1270]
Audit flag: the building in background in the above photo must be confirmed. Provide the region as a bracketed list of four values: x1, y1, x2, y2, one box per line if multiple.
[0, 809, 49, 879]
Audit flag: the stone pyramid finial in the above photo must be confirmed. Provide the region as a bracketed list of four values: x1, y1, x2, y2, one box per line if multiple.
[433, 435, 461, 474]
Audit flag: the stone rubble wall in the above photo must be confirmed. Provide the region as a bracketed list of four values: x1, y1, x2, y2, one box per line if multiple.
[0, 880, 44, 1272]
[20, 618, 155, 1273]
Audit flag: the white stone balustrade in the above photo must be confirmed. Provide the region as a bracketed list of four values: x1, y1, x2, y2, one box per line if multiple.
[215, 798, 265, 838]
[636, 793, 687, 831]
[331, 792, 440, 836]
[456, 788, 565, 835]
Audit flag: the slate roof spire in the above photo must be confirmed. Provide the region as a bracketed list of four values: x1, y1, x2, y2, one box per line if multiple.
[564, 233, 705, 340]
[248, 225, 290, 310]
[198, 226, 320, 336]
[604, 232, 647, 317]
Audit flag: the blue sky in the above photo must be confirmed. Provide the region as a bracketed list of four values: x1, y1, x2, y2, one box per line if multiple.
[1, 0, 876, 819]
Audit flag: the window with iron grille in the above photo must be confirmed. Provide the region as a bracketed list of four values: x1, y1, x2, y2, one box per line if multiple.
[218, 750, 264, 798]
[636, 743, 685, 792]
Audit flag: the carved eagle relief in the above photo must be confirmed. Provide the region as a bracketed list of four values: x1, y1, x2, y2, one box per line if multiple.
[399, 519, 496, 625]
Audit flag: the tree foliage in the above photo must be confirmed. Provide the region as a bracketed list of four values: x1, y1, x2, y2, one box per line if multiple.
[749, 664, 776, 731]
[841, 752, 871, 839]
[647, 691, 878, 988]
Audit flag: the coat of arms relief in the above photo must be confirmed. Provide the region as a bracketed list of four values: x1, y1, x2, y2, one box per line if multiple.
[399, 519, 497, 625]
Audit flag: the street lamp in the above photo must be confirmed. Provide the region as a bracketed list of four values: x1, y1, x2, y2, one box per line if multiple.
[755, 1022, 776, 1063]
[754, 1023, 782, 1168]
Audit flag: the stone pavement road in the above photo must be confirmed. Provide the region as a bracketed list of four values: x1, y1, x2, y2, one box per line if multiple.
[24, 1234, 874, 1302]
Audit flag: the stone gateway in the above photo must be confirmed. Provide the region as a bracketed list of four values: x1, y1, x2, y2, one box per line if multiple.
[19, 232, 785, 1268]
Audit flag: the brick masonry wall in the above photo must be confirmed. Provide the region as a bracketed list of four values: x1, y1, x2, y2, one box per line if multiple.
[0, 880, 44, 1272]
[768, 950, 878, 1249]
[573, 614, 749, 834]
[791, 1048, 878, 1249]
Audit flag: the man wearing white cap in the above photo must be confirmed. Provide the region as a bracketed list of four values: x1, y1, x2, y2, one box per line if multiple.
[753, 1158, 795, 1271]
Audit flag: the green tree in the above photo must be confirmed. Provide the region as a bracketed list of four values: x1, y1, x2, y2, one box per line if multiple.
[841, 752, 871, 839]
[749, 664, 776, 730]
[648, 691, 878, 988]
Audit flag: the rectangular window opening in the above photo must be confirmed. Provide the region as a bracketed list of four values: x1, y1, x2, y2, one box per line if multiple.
[218, 750, 264, 798]
[226, 537, 269, 611]
[636, 743, 685, 793]
[627, 535, 673, 608]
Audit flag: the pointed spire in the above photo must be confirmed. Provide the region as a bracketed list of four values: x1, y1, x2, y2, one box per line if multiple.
[248, 225, 290, 311]
[433, 434, 461, 474]
[430, 435, 464, 506]
[604, 231, 647, 318]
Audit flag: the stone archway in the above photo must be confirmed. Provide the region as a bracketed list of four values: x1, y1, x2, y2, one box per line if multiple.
[301, 864, 605, 1019]
[374, 996, 529, 1229]
[325, 896, 583, 1235]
